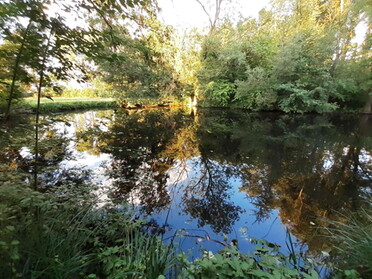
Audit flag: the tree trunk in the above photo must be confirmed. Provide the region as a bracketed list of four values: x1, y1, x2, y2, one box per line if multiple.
[34, 28, 54, 191]
[5, 19, 32, 121]
[362, 94, 372, 114]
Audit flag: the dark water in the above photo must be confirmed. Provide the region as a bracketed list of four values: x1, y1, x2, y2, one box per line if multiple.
[1, 108, 371, 258]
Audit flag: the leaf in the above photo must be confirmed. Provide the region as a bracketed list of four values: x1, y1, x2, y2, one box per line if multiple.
[11, 240, 20, 246]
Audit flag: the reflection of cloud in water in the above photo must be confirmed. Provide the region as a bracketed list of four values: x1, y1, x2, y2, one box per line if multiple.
[166, 159, 193, 186]
[321, 151, 334, 171]
[63, 153, 114, 205]
[19, 146, 32, 159]
[60, 151, 111, 170]
[359, 148, 372, 164]
[321, 147, 372, 175]
[48, 113, 114, 206]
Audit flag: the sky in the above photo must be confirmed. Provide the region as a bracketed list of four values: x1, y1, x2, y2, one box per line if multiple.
[157, 0, 270, 29]
[157, 0, 366, 45]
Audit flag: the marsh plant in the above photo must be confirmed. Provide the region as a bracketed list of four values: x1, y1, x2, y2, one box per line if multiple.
[0, 175, 176, 279]
[325, 205, 372, 278]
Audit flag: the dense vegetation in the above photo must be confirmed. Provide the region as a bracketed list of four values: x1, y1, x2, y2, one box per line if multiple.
[1, 0, 371, 278]
[196, 0, 371, 113]
[0, 0, 371, 115]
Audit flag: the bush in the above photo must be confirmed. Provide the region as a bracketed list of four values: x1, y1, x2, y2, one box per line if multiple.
[204, 81, 235, 107]
[0, 173, 174, 279]
[277, 83, 338, 113]
[235, 67, 277, 110]
[178, 238, 320, 279]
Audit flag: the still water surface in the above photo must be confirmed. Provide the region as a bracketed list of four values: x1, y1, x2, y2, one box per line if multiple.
[2, 108, 371, 258]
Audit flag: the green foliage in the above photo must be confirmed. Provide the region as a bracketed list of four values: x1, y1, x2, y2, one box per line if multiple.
[0, 41, 29, 107]
[332, 57, 372, 111]
[90, 12, 185, 103]
[196, 1, 371, 112]
[0, 168, 173, 278]
[60, 81, 114, 99]
[178, 239, 320, 279]
[235, 67, 277, 110]
[0, 0, 165, 116]
[204, 81, 235, 107]
[277, 83, 338, 113]
[98, 232, 175, 279]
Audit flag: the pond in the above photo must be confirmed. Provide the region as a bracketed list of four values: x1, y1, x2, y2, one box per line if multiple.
[1, 107, 371, 259]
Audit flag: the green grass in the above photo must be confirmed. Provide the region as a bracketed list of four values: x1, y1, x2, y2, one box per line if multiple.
[22, 97, 117, 112]
[326, 206, 372, 278]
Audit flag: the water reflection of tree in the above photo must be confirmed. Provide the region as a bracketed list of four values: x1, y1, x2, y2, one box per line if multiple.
[236, 114, 372, 251]
[160, 111, 244, 234]
[0, 114, 92, 189]
[77, 108, 245, 235]
[74, 110, 114, 156]
[182, 157, 243, 234]
[180, 110, 371, 250]
[61, 108, 371, 249]
[95, 109, 194, 214]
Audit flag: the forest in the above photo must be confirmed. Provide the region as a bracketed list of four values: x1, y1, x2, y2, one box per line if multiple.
[0, 0, 371, 278]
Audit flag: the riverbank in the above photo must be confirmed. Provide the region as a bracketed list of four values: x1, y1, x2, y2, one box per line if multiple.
[22, 97, 117, 112]
[2, 97, 190, 115]
[2, 97, 367, 116]
[0, 174, 324, 278]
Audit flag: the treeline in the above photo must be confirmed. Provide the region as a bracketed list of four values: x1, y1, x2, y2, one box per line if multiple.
[196, 0, 372, 113]
[0, 0, 371, 115]
[0, 0, 188, 117]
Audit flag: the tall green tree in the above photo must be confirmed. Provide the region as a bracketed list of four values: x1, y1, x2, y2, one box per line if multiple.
[195, 0, 371, 112]
[0, 0, 156, 118]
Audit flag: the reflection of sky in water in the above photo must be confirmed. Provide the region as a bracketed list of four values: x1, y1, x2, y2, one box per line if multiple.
[51, 114, 112, 174]
[144, 158, 304, 257]
[14, 110, 371, 259]
[322, 151, 334, 171]
[60, 151, 111, 171]
[42, 112, 114, 204]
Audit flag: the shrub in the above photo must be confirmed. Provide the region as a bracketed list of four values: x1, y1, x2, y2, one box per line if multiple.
[178, 238, 321, 279]
[204, 81, 235, 107]
[235, 67, 277, 110]
[0, 173, 174, 279]
[277, 83, 338, 113]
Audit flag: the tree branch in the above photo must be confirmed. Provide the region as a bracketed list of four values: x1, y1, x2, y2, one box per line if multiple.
[195, 0, 214, 30]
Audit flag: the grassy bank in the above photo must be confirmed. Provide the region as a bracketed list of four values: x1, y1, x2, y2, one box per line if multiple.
[22, 97, 117, 112]
[326, 206, 372, 278]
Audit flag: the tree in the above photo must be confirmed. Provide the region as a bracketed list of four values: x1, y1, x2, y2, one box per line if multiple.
[0, 0, 157, 118]
[195, 0, 225, 33]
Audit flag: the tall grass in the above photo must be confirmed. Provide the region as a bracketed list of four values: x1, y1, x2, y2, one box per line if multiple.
[0, 178, 175, 279]
[99, 230, 177, 279]
[326, 206, 372, 277]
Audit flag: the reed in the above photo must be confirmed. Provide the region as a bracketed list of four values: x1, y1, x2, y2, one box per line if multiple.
[326, 206, 372, 277]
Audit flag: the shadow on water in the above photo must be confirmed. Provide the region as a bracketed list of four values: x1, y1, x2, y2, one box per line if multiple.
[1, 108, 371, 256]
